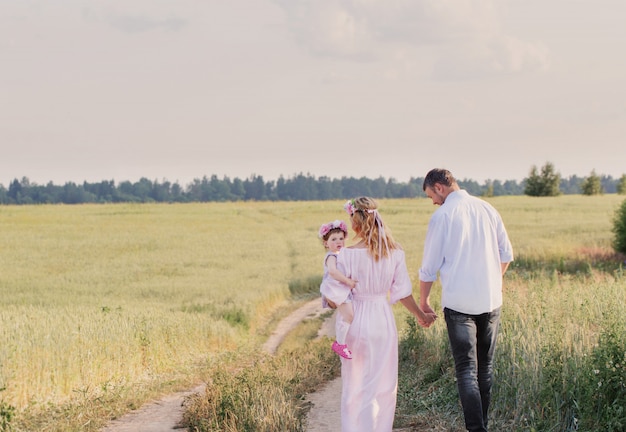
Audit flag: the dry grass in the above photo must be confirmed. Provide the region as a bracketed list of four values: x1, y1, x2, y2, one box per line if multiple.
[0, 195, 624, 430]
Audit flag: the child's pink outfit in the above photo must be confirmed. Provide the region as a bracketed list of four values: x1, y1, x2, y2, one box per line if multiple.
[320, 251, 353, 308]
[320, 251, 353, 359]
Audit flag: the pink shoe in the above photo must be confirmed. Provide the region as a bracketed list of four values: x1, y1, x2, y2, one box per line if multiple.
[332, 341, 353, 359]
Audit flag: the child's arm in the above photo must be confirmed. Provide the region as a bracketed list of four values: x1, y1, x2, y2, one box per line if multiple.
[326, 255, 357, 289]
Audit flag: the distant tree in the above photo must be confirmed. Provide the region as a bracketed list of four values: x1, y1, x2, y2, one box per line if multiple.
[7, 178, 23, 202]
[502, 179, 524, 195]
[30, 182, 58, 203]
[489, 180, 505, 196]
[230, 178, 245, 200]
[370, 177, 387, 198]
[482, 180, 494, 197]
[341, 177, 371, 198]
[117, 180, 141, 202]
[458, 179, 482, 196]
[84, 180, 117, 202]
[525, 162, 561, 197]
[171, 182, 185, 201]
[186, 177, 210, 201]
[396, 181, 421, 198]
[8, 170, 626, 204]
[600, 174, 617, 193]
[524, 167, 541, 196]
[210, 175, 232, 201]
[132, 178, 154, 202]
[290, 173, 317, 200]
[151, 179, 173, 202]
[617, 174, 626, 195]
[560, 175, 582, 194]
[316, 176, 335, 200]
[243, 175, 268, 200]
[0, 184, 8, 204]
[406, 177, 427, 198]
[61, 182, 92, 204]
[612, 198, 626, 254]
[581, 170, 604, 195]
[386, 177, 413, 198]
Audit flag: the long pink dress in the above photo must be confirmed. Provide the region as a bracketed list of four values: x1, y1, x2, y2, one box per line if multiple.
[329, 246, 413, 432]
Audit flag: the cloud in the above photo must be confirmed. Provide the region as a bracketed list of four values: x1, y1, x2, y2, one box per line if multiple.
[433, 36, 550, 80]
[82, 5, 187, 34]
[273, 0, 377, 60]
[106, 14, 186, 34]
[274, 0, 549, 77]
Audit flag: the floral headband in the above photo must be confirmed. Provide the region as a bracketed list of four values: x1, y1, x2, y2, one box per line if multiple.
[343, 198, 389, 256]
[344, 199, 357, 216]
[344, 199, 376, 216]
[318, 220, 348, 239]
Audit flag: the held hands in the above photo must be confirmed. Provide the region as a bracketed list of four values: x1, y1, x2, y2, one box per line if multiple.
[399, 295, 436, 328]
[416, 302, 438, 328]
[417, 311, 438, 328]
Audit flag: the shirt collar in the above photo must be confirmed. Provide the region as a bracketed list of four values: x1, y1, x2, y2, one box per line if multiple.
[443, 189, 467, 205]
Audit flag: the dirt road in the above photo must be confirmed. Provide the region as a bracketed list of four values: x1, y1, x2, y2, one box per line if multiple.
[100, 298, 338, 432]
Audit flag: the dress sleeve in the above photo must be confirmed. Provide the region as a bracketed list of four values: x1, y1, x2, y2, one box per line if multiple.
[324, 251, 338, 266]
[389, 249, 413, 304]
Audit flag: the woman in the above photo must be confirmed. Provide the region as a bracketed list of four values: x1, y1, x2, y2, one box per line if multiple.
[326, 197, 436, 431]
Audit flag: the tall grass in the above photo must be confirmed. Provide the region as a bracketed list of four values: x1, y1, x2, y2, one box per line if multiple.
[394, 195, 626, 431]
[492, 273, 626, 431]
[1, 195, 624, 430]
[183, 337, 339, 432]
[0, 202, 326, 430]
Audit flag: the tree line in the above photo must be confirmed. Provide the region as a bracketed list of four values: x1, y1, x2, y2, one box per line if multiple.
[1, 164, 625, 205]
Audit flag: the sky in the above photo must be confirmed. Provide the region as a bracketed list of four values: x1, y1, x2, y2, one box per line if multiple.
[1, 0, 625, 188]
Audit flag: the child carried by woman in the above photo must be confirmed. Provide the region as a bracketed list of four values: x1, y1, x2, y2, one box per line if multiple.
[318, 220, 357, 359]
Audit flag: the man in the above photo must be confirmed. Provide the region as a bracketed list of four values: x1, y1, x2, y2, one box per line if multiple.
[418, 168, 514, 432]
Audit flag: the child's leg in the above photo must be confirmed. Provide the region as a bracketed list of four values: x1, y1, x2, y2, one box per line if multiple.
[335, 302, 354, 345]
[337, 302, 353, 324]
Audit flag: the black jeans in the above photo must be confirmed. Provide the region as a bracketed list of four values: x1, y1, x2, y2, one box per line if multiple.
[444, 307, 501, 432]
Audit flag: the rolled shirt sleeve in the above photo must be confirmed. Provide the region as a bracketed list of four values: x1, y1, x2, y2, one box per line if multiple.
[418, 212, 447, 283]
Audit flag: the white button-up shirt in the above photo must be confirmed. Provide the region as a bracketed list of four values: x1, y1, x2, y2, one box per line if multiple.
[419, 190, 514, 315]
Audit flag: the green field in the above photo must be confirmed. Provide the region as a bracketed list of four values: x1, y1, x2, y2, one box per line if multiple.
[1, 195, 625, 431]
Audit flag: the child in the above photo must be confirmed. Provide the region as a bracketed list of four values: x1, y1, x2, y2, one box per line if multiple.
[318, 220, 357, 359]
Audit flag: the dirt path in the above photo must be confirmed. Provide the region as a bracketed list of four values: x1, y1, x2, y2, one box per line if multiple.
[304, 374, 342, 432]
[100, 299, 419, 431]
[100, 384, 206, 432]
[303, 306, 413, 432]
[100, 298, 335, 432]
[262, 298, 328, 354]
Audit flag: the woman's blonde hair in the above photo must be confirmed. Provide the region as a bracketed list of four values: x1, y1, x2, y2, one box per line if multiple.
[346, 196, 399, 261]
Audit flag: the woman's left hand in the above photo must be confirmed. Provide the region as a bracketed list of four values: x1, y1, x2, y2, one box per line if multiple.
[417, 312, 437, 328]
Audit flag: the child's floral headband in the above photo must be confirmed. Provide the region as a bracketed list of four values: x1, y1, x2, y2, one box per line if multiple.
[318, 220, 348, 239]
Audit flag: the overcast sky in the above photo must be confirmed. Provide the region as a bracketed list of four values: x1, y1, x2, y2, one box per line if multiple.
[2, 0, 625, 187]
